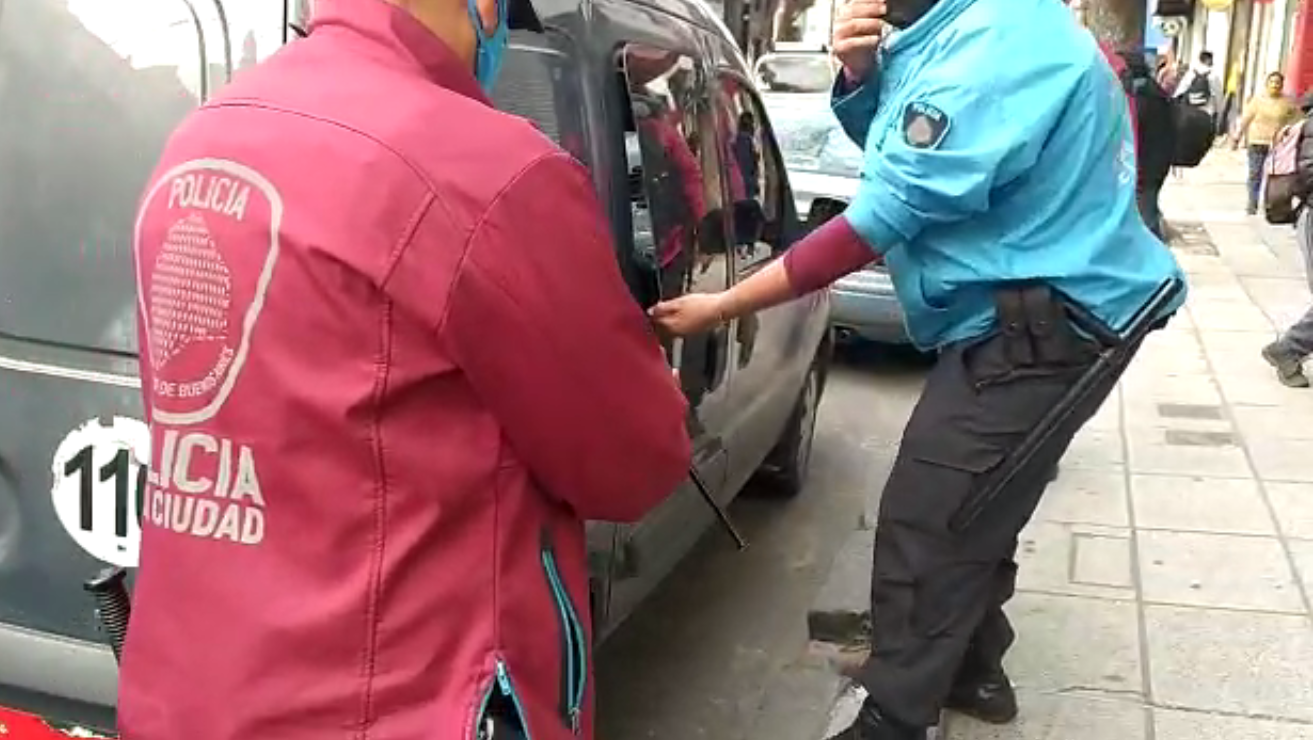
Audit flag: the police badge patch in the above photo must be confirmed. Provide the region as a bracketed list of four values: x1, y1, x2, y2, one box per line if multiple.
[902, 101, 950, 149]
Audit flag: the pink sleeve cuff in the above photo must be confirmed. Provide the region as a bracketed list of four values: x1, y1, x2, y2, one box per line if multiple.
[782, 216, 876, 297]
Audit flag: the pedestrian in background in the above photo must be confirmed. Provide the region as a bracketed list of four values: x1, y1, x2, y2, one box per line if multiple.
[1175, 50, 1223, 122]
[1119, 49, 1177, 238]
[649, 0, 1186, 736]
[1232, 72, 1301, 214]
[1156, 45, 1182, 93]
[1262, 90, 1313, 387]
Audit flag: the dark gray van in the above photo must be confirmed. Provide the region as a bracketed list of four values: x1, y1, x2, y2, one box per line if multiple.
[0, 0, 831, 733]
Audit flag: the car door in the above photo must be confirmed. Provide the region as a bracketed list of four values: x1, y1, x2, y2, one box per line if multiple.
[600, 38, 736, 632]
[711, 69, 824, 493]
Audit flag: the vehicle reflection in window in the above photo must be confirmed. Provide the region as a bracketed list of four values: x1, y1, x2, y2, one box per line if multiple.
[0, 0, 202, 355]
[752, 52, 835, 94]
[65, 0, 209, 97]
[621, 45, 730, 410]
[715, 73, 790, 366]
[717, 74, 786, 273]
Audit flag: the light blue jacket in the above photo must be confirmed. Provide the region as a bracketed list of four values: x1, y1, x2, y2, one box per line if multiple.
[835, 0, 1186, 351]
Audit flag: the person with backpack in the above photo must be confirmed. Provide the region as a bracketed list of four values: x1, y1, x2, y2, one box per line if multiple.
[1231, 72, 1301, 214]
[1174, 51, 1223, 120]
[1117, 49, 1177, 238]
[1261, 90, 1313, 387]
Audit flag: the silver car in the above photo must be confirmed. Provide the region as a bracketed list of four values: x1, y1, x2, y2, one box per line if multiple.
[756, 55, 909, 345]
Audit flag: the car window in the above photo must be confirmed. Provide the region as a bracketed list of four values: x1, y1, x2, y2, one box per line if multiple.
[715, 73, 789, 275]
[490, 33, 590, 166]
[0, 0, 205, 356]
[620, 44, 731, 404]
[753, 53, 834, 93]
[763, 95, 865, 178]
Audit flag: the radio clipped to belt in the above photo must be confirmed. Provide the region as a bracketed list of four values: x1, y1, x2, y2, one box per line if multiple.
[993, 283, 1080, 369]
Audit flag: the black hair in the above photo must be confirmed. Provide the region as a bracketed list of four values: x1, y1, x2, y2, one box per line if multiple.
[1267, 71, 1286, 84]
[1199, 51, 1214, 65]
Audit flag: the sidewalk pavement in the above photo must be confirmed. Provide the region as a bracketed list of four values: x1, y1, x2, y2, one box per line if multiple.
[821, 148, 1314, 740]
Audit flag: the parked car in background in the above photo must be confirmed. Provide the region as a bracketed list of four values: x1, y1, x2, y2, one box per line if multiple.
[0, 0, 831, 735]
[758, 63, 911, 346]
[753, 49, 833, 93]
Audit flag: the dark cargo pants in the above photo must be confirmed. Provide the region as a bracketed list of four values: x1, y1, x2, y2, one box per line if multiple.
[860, 324, 1136, 728]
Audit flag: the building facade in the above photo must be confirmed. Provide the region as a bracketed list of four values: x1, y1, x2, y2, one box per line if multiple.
[1155, 0, 1311, 102]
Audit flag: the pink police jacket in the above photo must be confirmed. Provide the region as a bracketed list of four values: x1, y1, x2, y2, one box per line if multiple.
[119, 1, 692, 738]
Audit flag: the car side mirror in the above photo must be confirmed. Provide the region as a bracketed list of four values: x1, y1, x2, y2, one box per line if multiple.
[805, 197, 848, 232]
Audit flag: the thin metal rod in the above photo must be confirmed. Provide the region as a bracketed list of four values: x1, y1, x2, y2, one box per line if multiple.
[689, 466, 748, 549]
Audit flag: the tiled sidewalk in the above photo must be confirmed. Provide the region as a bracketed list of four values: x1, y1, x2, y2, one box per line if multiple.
[943, 149, 1313, 740]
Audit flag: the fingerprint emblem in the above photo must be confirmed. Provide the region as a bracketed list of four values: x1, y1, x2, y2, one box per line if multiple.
[148, 214, 232, 371]
[135, 158, 282, 426]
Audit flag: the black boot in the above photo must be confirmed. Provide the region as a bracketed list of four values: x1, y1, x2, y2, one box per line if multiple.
[944, 668, 1018, 724]
[826, 697, 927, 739]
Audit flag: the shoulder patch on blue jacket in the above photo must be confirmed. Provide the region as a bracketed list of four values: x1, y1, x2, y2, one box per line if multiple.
[902, 101, 950, 149]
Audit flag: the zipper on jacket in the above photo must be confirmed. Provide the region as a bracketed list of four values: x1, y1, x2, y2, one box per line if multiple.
[541, 533, 587, 734]
[472, 659, 534, 740]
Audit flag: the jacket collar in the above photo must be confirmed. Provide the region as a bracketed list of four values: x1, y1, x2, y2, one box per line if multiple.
[884, 0, 978, 55]
[309, 0, 489, 105]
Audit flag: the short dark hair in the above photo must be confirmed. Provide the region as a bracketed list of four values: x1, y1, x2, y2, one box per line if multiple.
[1268, 71, 1286, 84]
[1199, 51, 1214, 65]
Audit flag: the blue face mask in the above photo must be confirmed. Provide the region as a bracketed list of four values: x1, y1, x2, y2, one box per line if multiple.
[467, 0, 509, 92]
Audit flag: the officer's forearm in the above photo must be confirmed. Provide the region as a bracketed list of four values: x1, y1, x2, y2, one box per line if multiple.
[782, 215, 876, 295]
[716, 259, 794, 321]
[716, 216, 875, 321]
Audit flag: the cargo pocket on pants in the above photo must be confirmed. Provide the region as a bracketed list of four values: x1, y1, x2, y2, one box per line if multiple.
[901, 448, 1009, 639]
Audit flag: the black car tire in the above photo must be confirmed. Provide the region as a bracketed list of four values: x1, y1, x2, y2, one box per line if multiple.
[752, 355, 824, 498]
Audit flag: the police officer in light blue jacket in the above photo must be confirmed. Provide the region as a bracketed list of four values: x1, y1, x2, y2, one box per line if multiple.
[835, 0, 1183, 352]
[649, 1, 1186, 736]
[821, 0, 1186, 736]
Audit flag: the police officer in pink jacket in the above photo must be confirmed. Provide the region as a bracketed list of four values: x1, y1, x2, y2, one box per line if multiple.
[122, 1, 692, 738]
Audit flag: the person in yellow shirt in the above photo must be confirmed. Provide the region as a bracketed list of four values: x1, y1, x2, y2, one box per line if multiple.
[1232, 71, 1301, 214]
